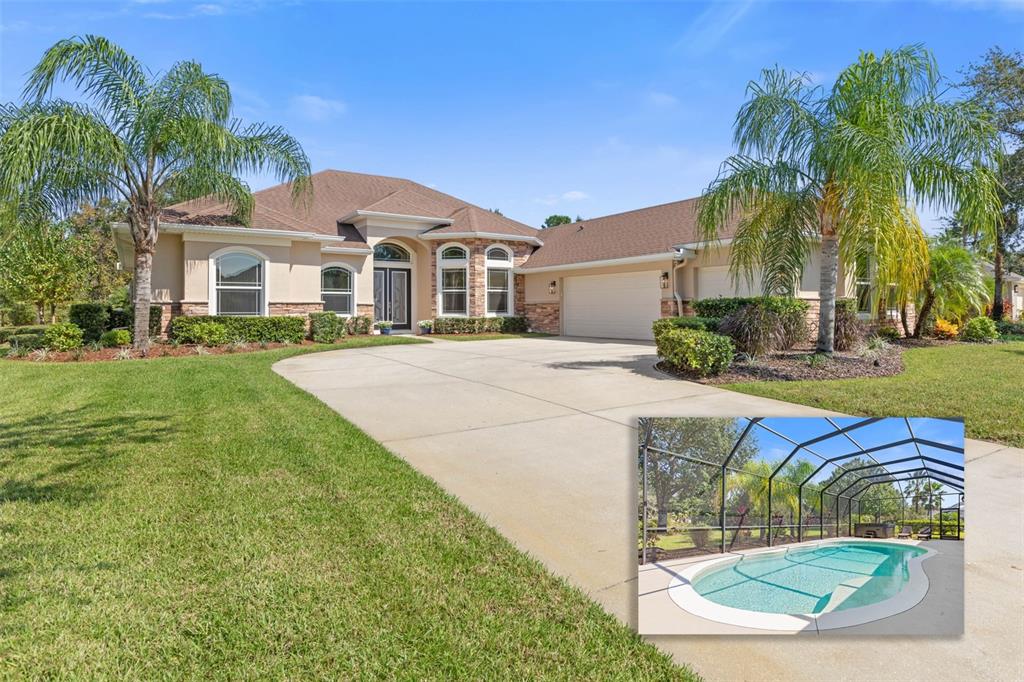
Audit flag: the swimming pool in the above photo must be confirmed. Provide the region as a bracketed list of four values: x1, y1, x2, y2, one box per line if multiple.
[667, 540, 936, 631]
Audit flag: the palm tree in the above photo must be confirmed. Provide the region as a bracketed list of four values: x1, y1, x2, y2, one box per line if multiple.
[911, 239, 989, 336]
[0, 36, 311, 349]
[697, 45, 1002, 353]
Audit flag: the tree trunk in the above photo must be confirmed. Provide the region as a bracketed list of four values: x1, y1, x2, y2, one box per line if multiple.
[816, 230, 839, 354]
[899, 304, 910, 337]
[657, 508, 668, 530]
[913, 289, 934, 338]
[133, 247, 153, 351]
[991, 240, 1004, 321]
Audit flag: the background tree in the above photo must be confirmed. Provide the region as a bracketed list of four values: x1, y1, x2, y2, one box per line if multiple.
[67, 198, 131, 302]
[698, 45, 1002, 353]
[640, 417, 758, 531]
[543, 214, 572, 228]
[0, 35, 311, 349]
[0, 216, 90, 323]
[961, 47, 1024, 320]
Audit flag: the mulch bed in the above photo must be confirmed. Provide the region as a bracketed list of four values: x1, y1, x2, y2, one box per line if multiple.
[4, 340, 314, 363]
[656, 342, 906, 384]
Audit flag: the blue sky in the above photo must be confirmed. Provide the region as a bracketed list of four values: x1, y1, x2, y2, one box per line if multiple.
[1, 1, 1021, 231]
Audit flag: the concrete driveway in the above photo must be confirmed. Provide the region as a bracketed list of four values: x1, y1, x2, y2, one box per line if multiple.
[274, 337, 1023, 682]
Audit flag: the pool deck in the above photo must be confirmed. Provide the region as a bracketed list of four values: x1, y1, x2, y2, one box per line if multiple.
[639, 538, 961, 635]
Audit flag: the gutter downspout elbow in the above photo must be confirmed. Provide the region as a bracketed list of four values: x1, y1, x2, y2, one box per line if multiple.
[672, 256, 689, 316]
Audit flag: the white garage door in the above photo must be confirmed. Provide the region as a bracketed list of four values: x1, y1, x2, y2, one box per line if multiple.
[563, 271, 661, 340]
[697, 265, 758, 299]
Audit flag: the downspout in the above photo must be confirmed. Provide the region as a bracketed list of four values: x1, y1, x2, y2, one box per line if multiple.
[672, 250, 689, 316]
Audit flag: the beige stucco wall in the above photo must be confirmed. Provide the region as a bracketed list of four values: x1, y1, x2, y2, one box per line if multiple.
[321, 252, 373, 308]
[181, 238, 328, 305]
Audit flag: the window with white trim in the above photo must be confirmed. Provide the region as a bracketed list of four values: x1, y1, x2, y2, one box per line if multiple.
[374, 243, 411, 262]
[438, 244, 468, 315]
[485, 246, 513, 315]
[215, 252, 263, 316]
[321, 266, 354, 315]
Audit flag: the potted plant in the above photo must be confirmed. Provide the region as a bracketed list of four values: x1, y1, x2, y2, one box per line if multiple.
[375, 320, 393, 336]
[418, 319, 434, 335]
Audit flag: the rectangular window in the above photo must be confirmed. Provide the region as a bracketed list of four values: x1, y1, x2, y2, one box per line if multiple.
[217, 289, 261, 315]
[441, 268, 467, 315]
[855, 255, 871, 314]
[486, 268, 510, 315]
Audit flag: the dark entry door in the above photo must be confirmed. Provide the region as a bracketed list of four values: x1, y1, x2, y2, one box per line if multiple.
[373, 267, 411, 330]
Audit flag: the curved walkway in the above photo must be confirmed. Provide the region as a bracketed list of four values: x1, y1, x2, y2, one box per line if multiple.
[274, 337, 1023, 682]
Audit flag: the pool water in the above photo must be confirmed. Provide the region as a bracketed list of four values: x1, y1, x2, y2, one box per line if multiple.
[692, 542, 928, 615]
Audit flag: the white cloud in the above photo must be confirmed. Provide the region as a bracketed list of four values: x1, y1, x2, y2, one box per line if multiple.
[195, 4, 226, 15]
[288, 94, 347, 122]
[534, 190, 590, 206]
[561, 190, 589, 202]
[647, 91, 678, 108]
[673, 0, 754, 56]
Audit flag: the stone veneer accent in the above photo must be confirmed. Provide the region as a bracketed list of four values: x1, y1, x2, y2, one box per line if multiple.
[660, 299, 678, 317]
[524, 302, 560, 334]
[430, 239, 533, 318]
[356, 303, 374, 321]
[156, 302, 182, 338]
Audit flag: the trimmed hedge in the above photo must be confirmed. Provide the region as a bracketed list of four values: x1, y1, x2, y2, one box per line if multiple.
[170, 315, 306, 344]
[655, 328, 734, 377]
[9, 332, 45, 351]
[0, 325, 48, 344]
[347, 315, 373, 335]
[996, 319, 1024, 338]
[43, 322, 84, 351]
[309, 312, 348, 343]
[69, 303, 110, 343]
[652, 316, 720, 338]
[693, 296, 809, 349]
[433, 316, 529, 334]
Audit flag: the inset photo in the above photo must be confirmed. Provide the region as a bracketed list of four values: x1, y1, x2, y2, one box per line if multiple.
[637, 417, 964, 635]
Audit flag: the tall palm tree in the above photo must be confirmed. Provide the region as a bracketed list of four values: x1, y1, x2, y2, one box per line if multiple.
[0, 36, 311, 349]
[697, 45, 1002, 353]
[911, 239, 989, 336]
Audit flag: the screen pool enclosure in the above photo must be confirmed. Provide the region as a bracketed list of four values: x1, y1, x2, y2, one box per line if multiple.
[639, 417, 964, 564]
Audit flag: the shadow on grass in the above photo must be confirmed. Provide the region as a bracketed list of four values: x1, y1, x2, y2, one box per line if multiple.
[0, 407, 177, 506]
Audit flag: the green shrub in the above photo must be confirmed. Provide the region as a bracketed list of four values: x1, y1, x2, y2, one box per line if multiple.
[170, 316, 305, 344]
[718, 304, 786, 358]
[656, 328, 734, 376]
[693, 296, 808, 349]
[43, 322, 84, 351]
[347, 315, 373, 335]
[996, 319, 1024, 339]
[179, 321, 228, 346]
[432, 316, 529, 334]
[652, 316, 720, 339]
[961, 316, 998, 343]
[873, 324, 901, 342]
[0, 325, 48, 344]
[9, 332, 45, 351]
[100, 328, 132, 348]
[309, 312, 348, 343]
[69, 303, 109, 343]
[108, 305, 163, 337]
[834, 298, 864, 351]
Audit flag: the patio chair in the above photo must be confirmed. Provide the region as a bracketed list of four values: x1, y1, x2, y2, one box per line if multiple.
[897, 526, 912, 539]
[916, 526, 932, 540]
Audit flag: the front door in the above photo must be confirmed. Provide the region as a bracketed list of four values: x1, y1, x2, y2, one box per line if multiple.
[373, 267, 411, 330]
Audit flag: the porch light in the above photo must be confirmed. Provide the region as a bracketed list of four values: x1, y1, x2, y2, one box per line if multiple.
[548, 280, 557, 295]
[660, 272, 669, 289]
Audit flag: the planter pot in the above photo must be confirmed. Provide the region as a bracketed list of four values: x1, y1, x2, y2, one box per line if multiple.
[381, 328, 392, 335]
[419, 328, 432, 335]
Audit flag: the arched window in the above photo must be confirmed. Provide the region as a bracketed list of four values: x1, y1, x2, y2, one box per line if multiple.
[322, 265, 354, 315]
[437, 243, 468, 316]
[486, 246, 511, 262]
[373, 243, 411, 262]
[485, 246, 513, 316]
[441, 245, 468, 260]
[214, 251, 264, 316]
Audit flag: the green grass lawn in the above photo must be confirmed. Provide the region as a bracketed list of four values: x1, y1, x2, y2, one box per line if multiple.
[726, 340, 1024, 447]
[0, 336, 692, 680]
[432, 332, 555, 341]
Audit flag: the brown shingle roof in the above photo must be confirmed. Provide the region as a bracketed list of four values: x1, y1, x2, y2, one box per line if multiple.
[519, 197, 742, 269]
[161, 169, 539, 244]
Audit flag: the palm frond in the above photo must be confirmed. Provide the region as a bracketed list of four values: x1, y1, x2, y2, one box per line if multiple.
[163, 168, 253, 225]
